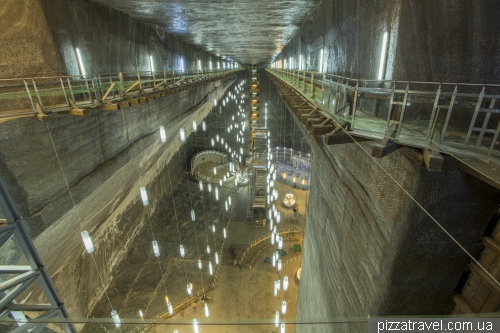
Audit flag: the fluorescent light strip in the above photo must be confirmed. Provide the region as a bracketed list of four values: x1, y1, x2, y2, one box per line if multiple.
[319, 48, 324, 73]
[75, 47, 86, 77]
[378, 32, 389, 80]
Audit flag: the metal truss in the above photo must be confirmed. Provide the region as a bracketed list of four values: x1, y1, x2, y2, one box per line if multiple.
[0, 177, 76, 332]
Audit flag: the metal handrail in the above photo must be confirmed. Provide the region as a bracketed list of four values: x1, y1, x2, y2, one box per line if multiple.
[0, 68, 242, 122]
[268, 68, 500, 163]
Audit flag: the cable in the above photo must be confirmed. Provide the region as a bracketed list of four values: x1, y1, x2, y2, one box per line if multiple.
[45, 122, 120, 331]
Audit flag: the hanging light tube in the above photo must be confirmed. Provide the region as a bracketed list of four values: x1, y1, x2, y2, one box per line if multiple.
[215, 252, 219, 265]
[378, 32, 389, 80]
[199, 180, 203, 191]
[191, 209, 196, 221]
[152, 241, 160, 257]
[223, 227, 227, 239]
[275, 311, 280, 327]
[81, 231, 94, 253]
[180, 244, 185, 257]
[140, 187, 148, 206]
[282, 301, 287, 314]
[283, 276, 289, 291]
[180, 128, 186, 142]
[193, 120, 197, 132]
[167, 302, 174, 316]
[159, 126, 166, 142]
[206, 245, 211, 254]
[209, 261, 213, 275]
[198, 259, 202, 269]
[111, 310, 121, 328]
[75, 47, 86, 77]
[204, 303, 210, 317]
[149, 55, 155, 72]
[319, 48, 324, 73]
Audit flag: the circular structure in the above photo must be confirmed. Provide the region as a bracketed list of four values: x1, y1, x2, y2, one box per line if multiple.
[283, 193, 296, 208]
[190, 150, 229, 182]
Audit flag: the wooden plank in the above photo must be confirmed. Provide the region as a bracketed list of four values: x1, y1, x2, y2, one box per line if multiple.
[452, 294, 476, 315]
[96, 103, 120, 111]
[124, 80, 140, 93]
[101, 82, 116, 102]
[423, 148, 444, 171]
[459, 162, 500, 190]
[59, 109, 88, 116]
[311, 125, 335, 135]
[469, 261, 500, 295]
[117, 101, 131, 108]
[325, 133, 374, 145]
[371, 125, 401, 158]
[0, 115, 35, 124]
[372, 142, 401, 158]
[306, 118, 323, 129]
[34, 103, 49, 122]
[483, 236, 500, 258]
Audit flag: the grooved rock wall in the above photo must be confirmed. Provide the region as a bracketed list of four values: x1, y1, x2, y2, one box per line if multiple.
[8, 76, 236, 318]
[294, 132, 499, 332]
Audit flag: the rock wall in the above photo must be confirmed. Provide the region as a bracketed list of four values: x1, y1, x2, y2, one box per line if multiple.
[276, 0, 500, 83]
[266, 1, 500, 330]
[0, 0, 240, 319]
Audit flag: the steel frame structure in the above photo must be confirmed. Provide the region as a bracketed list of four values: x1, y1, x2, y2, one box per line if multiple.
[0, 177, 76, 333]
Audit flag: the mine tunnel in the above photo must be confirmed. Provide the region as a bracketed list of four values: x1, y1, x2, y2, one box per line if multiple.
[0, 0, 500, 332]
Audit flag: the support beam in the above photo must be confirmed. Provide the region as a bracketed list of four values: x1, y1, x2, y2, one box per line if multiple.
[459, 162, 500, 190]
[469, 261, 500, 295]
[423, 148, 444, 171]
[372, 125, 402, 158]
[34, 103, 49, 122]
[372, 141, 402, 158]
[59, 109, 88, 116]
[324, 132, 374, 145]
[452, 294, 476, 315]
[0, 266, 32, 274]
[311, 125, 334, 135]
[482, 236, 500, 257]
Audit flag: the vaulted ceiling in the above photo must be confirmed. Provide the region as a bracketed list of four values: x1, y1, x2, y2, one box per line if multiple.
[94, 0, 322, 65]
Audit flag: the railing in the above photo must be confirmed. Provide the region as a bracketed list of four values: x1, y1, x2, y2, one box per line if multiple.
[0, 68, 241, 123]
[268, 68, 500, 163]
